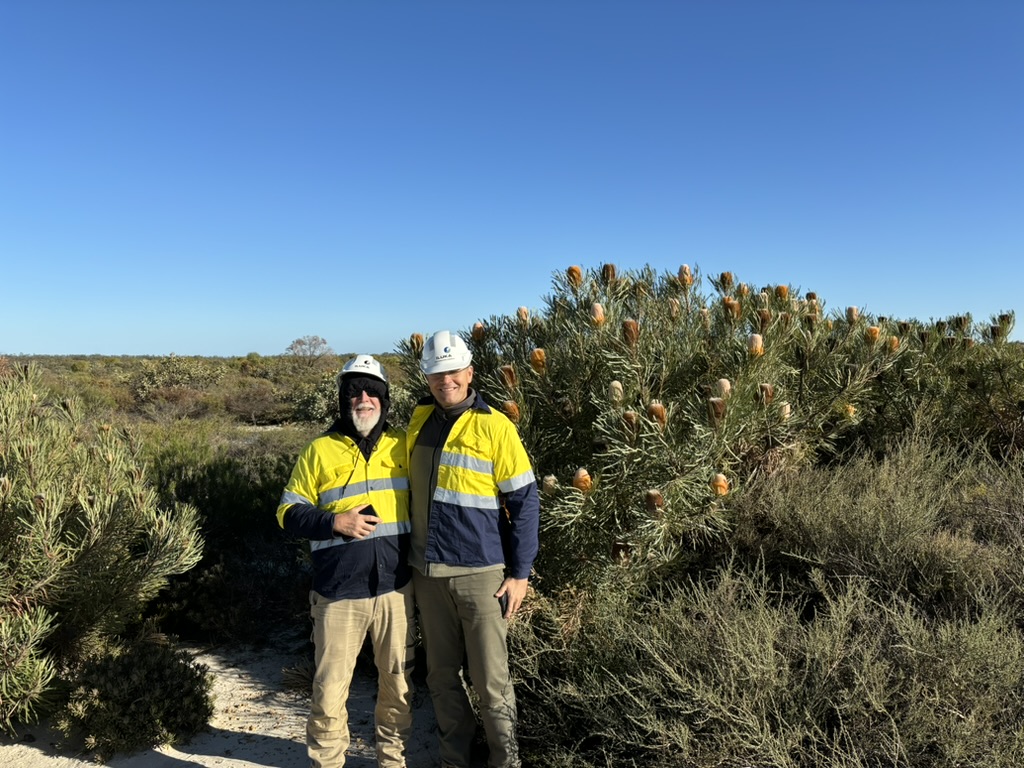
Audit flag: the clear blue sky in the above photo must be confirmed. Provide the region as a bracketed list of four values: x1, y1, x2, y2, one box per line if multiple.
[2, 1, 1021, 356]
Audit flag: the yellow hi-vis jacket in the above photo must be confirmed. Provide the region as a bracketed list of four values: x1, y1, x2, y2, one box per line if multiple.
[277, 426, 410, 599]
[407, 394, 539, 579]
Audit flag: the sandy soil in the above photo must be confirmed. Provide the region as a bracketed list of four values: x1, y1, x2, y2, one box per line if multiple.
[0, 630, 440, 768]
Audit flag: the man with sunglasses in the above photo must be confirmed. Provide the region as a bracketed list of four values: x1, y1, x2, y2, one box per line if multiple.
[409, 330, 540, 768]
[277, 354, 413, 768]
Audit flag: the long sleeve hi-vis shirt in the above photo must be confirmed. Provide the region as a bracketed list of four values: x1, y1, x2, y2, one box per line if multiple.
[407, 392, 539, 580]
[277, 427, 410, 599]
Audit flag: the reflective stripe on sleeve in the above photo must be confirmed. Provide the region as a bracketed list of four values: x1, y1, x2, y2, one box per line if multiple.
[498, 469, 536, 493]
[280, 490, 314, 507]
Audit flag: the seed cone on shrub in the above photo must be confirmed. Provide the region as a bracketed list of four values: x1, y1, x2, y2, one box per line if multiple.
[471, 322, 486, 342]
[711, 473, 729, 496]
[590, 302, 606, 326]
[647, 400, 666, 429]
[566, 265, 583, 288]
[608, 380, 624, 405]
[748, 333, 764, 357]
[601, 263, 617, 285]
[678, 264, 694, 287]
[530, 348, 547, 374]
[708, 397, 726, 427]
[645, 489, 664, 515]
[622, 319, 640, 347]
[502, 400, 521, 423]
[572, 467, 593, 493]
[499, 365, 517, 389]
[410, 333, 424, 356]
[517, 306, 530, 326]
[865, 326, 881, 344]
[541, 475, 558, 495]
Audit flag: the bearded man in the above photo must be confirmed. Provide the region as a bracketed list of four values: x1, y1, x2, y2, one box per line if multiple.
[277, 354, 414, 768]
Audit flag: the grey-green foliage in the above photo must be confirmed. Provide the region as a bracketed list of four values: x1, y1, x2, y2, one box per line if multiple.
[0, 365, 204, 732]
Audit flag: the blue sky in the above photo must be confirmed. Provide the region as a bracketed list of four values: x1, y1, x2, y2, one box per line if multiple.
[2, 1, 1021, 356]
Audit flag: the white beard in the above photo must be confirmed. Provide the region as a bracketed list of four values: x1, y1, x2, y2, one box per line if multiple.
[351, 406, 381, 437]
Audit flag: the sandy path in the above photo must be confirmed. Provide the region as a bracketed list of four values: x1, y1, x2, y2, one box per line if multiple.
[0, 631, 440, 768]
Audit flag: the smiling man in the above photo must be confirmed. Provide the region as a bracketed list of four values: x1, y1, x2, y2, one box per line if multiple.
[407, 330, 540, 768]
[277, 354, 413, 768]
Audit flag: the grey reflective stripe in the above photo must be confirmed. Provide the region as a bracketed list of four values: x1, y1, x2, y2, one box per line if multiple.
[498, 469, 536, 493]
[280, 490, 313, 507]
[433, 486, 501, 510]
[309, 520, 411, 551]
[319, 477, 410, 507]
[441, 451, 494, 475]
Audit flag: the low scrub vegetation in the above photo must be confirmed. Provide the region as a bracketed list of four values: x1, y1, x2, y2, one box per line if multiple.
[3, 265, 1023, 765]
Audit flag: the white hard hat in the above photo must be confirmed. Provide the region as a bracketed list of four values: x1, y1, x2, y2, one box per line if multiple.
[420, 330, 473, 375]
[337, 354, 388, 385]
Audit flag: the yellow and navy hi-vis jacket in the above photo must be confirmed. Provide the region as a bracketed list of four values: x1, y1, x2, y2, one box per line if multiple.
[407, 392, 539, 579]
[277, 425, 410, 599]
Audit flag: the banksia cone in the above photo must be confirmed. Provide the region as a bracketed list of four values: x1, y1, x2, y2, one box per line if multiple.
[566, 265, 583, 288]
[748, 333, 764, 357]
[678, 264, 694, 287]
[711, 473, 729, 496]
[601, 263, 617, 285]
[888, 335, 900, 352]
[707, 397, 726, 427]
[590, 302, 606, 326]
[990, 325, 1004, 341]
[499, 364, 517, 389]
[722, 297, 739, 320]
[775, 284, 789, 301]
[700, 308, 710, 329]
[622, 410, 639, 434]
[645, 489, 664, 514]
[668, 297, 681, 319]
[758, 308, 772, 333]
[737, 283, 750, 297]
[502, 400, 521, 422]
[608, 380, 624, 404]
[758, 291, 771, 308]
[716, 378, 732, 398]
[573, 467, 593, 494]
[410, 333, 424, 355]
[542, 475, 558, 495]
[647, 400, 667, 429]
[622, 318, 640, 347]
[898, 321, 911, 335]
[806, 291, 817, 301]
[955, 315, 970, 332]
[530, 348, 547, 374]
[757, 382, 775, 406]
[865, 326, 880, 344]
[846, 306, 859, 324]
[719, 271, 734, 291]
[471, 322, 486, 342]
[517, 306, 530, 325]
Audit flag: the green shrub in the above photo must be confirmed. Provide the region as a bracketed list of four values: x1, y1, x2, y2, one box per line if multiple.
[56, 628, 213, 760]
[0, 365, 203, 732]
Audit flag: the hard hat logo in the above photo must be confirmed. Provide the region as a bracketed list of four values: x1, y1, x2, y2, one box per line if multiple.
[336, 354, 388, 387]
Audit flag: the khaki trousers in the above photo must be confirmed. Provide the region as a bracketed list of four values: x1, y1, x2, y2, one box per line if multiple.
[308, 584, 415, 768]
[413, 569, 519, 768]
